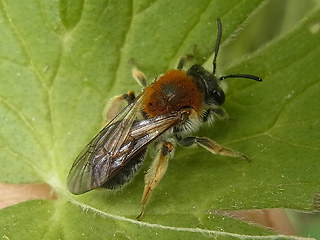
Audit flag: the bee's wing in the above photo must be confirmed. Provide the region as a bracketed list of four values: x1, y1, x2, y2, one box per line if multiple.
[67, 96, 143, 194]
[120, 112, 182, 162]
[67, 96, 182, 194]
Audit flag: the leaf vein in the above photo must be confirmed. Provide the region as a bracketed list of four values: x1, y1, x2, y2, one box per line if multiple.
[0, 95, 48, 154]
[0, 0, 49, 91]
[108, 1, 134, 94]
[168, 0, 212, 69]
[0, 145, 44, 178]
[68, 199, 312, 240]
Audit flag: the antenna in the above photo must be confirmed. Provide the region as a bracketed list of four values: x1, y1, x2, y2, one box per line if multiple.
[212, 19, 222, 75]
[213, 19, 262, 82]
[219, 74, 262, 82]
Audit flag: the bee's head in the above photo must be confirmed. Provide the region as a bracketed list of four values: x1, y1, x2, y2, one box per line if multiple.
[187, 64, 225, 106]
[187, 19, 261, 107]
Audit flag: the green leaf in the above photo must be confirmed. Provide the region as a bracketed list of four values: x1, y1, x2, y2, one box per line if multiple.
[1, 0, 319, 239]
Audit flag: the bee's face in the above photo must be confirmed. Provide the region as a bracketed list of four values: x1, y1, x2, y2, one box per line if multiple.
[187, 64, 225, 106]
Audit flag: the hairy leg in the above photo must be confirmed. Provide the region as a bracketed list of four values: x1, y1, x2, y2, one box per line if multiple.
[137, 141, 174, 220]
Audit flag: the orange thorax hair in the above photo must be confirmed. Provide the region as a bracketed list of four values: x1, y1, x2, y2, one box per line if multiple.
[141, 70, 204, 118]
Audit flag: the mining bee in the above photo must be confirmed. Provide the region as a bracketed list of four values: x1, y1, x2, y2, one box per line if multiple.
[67, 19, 262, 219]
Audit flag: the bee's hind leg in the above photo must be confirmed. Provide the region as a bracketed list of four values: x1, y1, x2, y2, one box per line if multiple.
[137, 141, 174, 220]
[175, 135, 250, 162]
[104, 91, 136, 122]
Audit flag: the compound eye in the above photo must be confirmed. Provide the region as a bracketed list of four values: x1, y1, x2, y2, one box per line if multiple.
[211, 89, 225, 105]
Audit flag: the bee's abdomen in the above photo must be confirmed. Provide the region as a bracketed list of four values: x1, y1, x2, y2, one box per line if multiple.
[101, 149, 147, 189]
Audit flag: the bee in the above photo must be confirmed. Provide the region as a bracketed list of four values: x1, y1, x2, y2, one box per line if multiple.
[67, 19, 262, 219]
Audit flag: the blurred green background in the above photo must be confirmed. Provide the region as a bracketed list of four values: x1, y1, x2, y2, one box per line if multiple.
[222, 0, 318, 67]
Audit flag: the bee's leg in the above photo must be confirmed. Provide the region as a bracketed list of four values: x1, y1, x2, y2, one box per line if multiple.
[129, 58, 148, 88]
[132, 67, 147, 88]
[177, 54, 194, 70]
[104, 91, 136, 121]
[177, 45, 198, 70]
[121, 90, 136, 104]
[175, 135, 249, 162]
[202, 107, 228, 122]
[136, 141, 174, 220]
